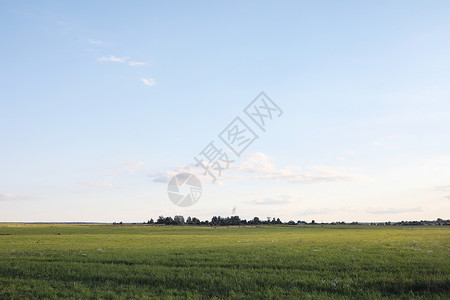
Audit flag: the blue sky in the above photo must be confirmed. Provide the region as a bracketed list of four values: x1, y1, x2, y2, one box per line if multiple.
[1, 0, 449, 222]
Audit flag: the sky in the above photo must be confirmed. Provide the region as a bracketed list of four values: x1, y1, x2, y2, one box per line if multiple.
[1, 0, 449, 223]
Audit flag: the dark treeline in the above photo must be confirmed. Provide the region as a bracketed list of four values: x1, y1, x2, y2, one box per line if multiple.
[112, 217, 450, 226]
[144, 216, 285, 226]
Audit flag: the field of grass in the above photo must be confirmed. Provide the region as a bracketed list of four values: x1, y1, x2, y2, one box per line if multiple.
[0, 224, 449, 299]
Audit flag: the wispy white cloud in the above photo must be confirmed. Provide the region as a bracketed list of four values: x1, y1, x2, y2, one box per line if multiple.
[338, 149, 355, 161]
[80, 181, 129, 189]
[148, 162, 245, 185]
[298, 208, 336, 215]
[98, 55, 129, 63]
[148, 163, 200, 184]
[99, 172, 118, 178]
[388, 135, 401, 140]
[345, 150, 356, 155]
[235, 152, 364, 184]
[151, 174, 172, 184]
[373, 141, 382, 147]
[82, 162, 145, 190]
[434, 184, 450, 191]
[89, 39, 103, 45]
[365, 207, 422, 214]
[141, 78, 156, 86]
[246, 195, 294, 205]
[148, 152, 364, 186]
[0, 193, 33, 201]
[129, 61, 146, 66]
[0, 193, 13, 201]
[119, 161, 145, 174]
[96, 162, 145, 178]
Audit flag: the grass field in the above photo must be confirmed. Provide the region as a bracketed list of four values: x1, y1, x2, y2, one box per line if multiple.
[0, 224, 449, 299]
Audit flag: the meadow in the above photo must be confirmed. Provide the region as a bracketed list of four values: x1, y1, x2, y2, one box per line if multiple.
[0, 224, 449, 299]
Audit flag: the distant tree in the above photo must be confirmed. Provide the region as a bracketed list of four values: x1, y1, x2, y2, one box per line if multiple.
[186, 216, 192, 224]
[253, 217, 261, 225]
[156, 216, 165, 224]
[276, 218, 282, 224]
[311, 220, 316, 225]
[164, 217, 174, 225]
[287, 220, 296, 225]
[174, 215, 185, 225]
[211, 216, 219, 226]
[230, 216, 241, 225]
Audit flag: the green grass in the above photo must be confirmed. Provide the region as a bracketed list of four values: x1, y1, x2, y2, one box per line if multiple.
[0, 224, 449, 299]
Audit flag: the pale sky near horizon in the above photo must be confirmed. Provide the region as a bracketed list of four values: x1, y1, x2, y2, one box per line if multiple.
[1, 1, 449, 222]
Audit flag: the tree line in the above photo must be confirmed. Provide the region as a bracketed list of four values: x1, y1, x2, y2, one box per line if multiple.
[109, 216, 450, 226]
[111, 217, 449, 226]
[142, 216, 309, 226]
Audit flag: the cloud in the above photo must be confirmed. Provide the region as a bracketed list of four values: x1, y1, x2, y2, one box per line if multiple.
[100, 172, 118, 178]
[237, 152, 277, 174]
[89, 39, 103, 45]
[434, 184, 450, 192]
[345, 150, 356, 155]
[98, 55, 129, 63]
[148, 162, 245, 186]
[148, 170, 181, 184]
[96, 162, 145, 178]
[246, 195, 293, 205]
[119, 161, 145, 174]
[85, 162, 145, 189]
[235, 152, 364, 184]
[129, 61, 146, 66]
[388, 135, 401, 140]
[151, 174, 172, 184]
[141, 78, 156, 86]
[298, 208, 335, 215]
[148, 163, 200, 184]
[148, 152, 364, 186]
[80, 182, 129, 189]
[0, 193, 13, 201]
[365, 207, 422, 214]
[0, 193, 33, 201]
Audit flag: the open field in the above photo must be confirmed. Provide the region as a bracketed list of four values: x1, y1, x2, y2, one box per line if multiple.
[0, 224, 449, 299]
